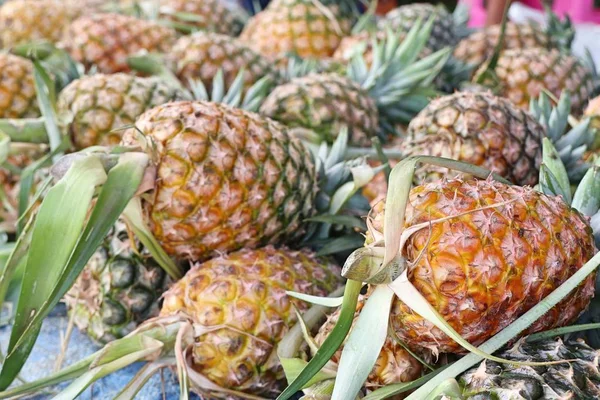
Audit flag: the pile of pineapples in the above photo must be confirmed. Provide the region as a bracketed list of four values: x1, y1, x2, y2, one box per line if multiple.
[0, 0, 599, 399]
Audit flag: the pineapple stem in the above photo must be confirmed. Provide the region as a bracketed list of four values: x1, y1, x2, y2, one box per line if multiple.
[475, 0, 511, 84]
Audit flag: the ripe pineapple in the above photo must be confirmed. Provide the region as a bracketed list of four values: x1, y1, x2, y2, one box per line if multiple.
[159, 246, 342, 398]
[64, 221, 173, 344]
[166, 32, 280, 92]
[474, 48, 595, 114]
[63, 13, 176, 74]
[119, 100, 318, 261]
[57, 73, 187, 149]
[0, 53, 38, 118]
[378, 3, 460, 53]
[260, 73, 379, 146]
[239, 0, 352, 60]
[0, 0, 72, 48]
[365, 177, 596, 354]
[259, 25, 449, 145]
[454, 22, 550, 70]
[158, 0, 245, 36]
[402, 92, 546, 186]
[459, 338, 600, 398]
[313, 300, 423, 398]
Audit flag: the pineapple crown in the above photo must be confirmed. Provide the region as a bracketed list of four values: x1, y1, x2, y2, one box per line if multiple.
[530, 91, 596, 182]
[543, 6, 575, 51]
[538, 138, 600, 247]
[346, 18, 450, 130]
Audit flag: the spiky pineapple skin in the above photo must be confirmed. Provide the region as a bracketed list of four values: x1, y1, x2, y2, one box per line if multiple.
[367, 178, 596, 354]
[63, 13, 176, 74]
[120, 101, 317, 262]
[453, 22, 549, 70]
[459, 338, 600, 399]
[259, 73, 379, 145]
[158, 0, 244, 36]
[0, 0, 71, 48]
[0, 53, 38, 118]
[65, 221, 171, 344]
[314, 300, 422, 398]
[403, 92, 545, 186]
[58, 73, 186, 150]
[475, 48, 594, 114]
[239, 0, 352, 60]
[379, 3, 458, 53]
[167, 32, 280, 93]
[160, 246, 342, 398]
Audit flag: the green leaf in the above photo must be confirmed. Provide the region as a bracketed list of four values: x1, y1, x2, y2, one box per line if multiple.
[32, 61, 62, 155]
[332, 285, 394, 400]
[277, 280, 362, 400]
[316, 235, 365, 257]
[280, 358, 336, 389]
[540, 138, 571, 203]
[0, 155, 107, 389]
[572, 164, 600, 216]
[285, 291, 344, 307]
[422, 379, 462, 400]
[362, 367, 447, 400]
[305, 215, 366, 230]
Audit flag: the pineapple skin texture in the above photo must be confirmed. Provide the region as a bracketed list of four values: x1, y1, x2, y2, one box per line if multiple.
[63, 13, 176, 74]
[160, 246, 342, 398]
[260, 73, 379, 146]
[475, 48, 595, 114]
[65, 221, 171, 344]
[239, 0, 352, 60]
[379, 3, 458, 53]
[167, 32, 280, 93]
[459, 338, 600, 399]
[158, 0, 243, 36]
[314, 301, 422, 399]
[58, 73, 187, 150]
[454, 22, 549, 71]
[0, 0, 71, 48]
[403, 92, 545, 186]
[0, 53, 38, 118]
[368, 178, 596, 354]
[120, 101, 318, 262]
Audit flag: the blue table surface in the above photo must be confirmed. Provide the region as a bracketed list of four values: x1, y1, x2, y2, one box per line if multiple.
[0, 304, 199, 400]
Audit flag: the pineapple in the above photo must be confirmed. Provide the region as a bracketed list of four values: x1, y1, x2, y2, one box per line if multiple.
[454, 22, 553, 71]
[0, 53, 38, 118]
[64, 220, 173, 344]
[166, 31, 280, 92]
[365, 177, 596, 354]
[402, 92, 546, 186]
[313, 299, 423, 398]
[259, 25, 449, 146]
[119, 100, 318, 261]
[378, 3, 460, 53]
[239, 0, 352, 60]
[474, 48, 595, 114]
[459, 338, 600, 399]
[57, 73, 187, 149]
[63, 13, 176, 74]
[0, 0, 72, 48]
[157, 0, 245, 36]
[158, 246, 342, 398]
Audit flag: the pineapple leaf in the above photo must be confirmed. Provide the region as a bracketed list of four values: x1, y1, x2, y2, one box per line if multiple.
[362, 367, 447, 400]
[572, 163, 600, 216]
[113, 360, 172, 400]
[422, 379, 463, 400]
[0, 155, 108, 390]
[332, 285, 394, 400]
[285, 291, 344, 307]
[280, 358, 336, 390]
[316, 235, 366, 257]
[539, 138, 572, 203]
[277, 279, 362, 400]
[32, 60, 63, 157]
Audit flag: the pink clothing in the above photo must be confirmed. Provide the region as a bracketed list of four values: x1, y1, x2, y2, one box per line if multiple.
[462, 0, 600, 27]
